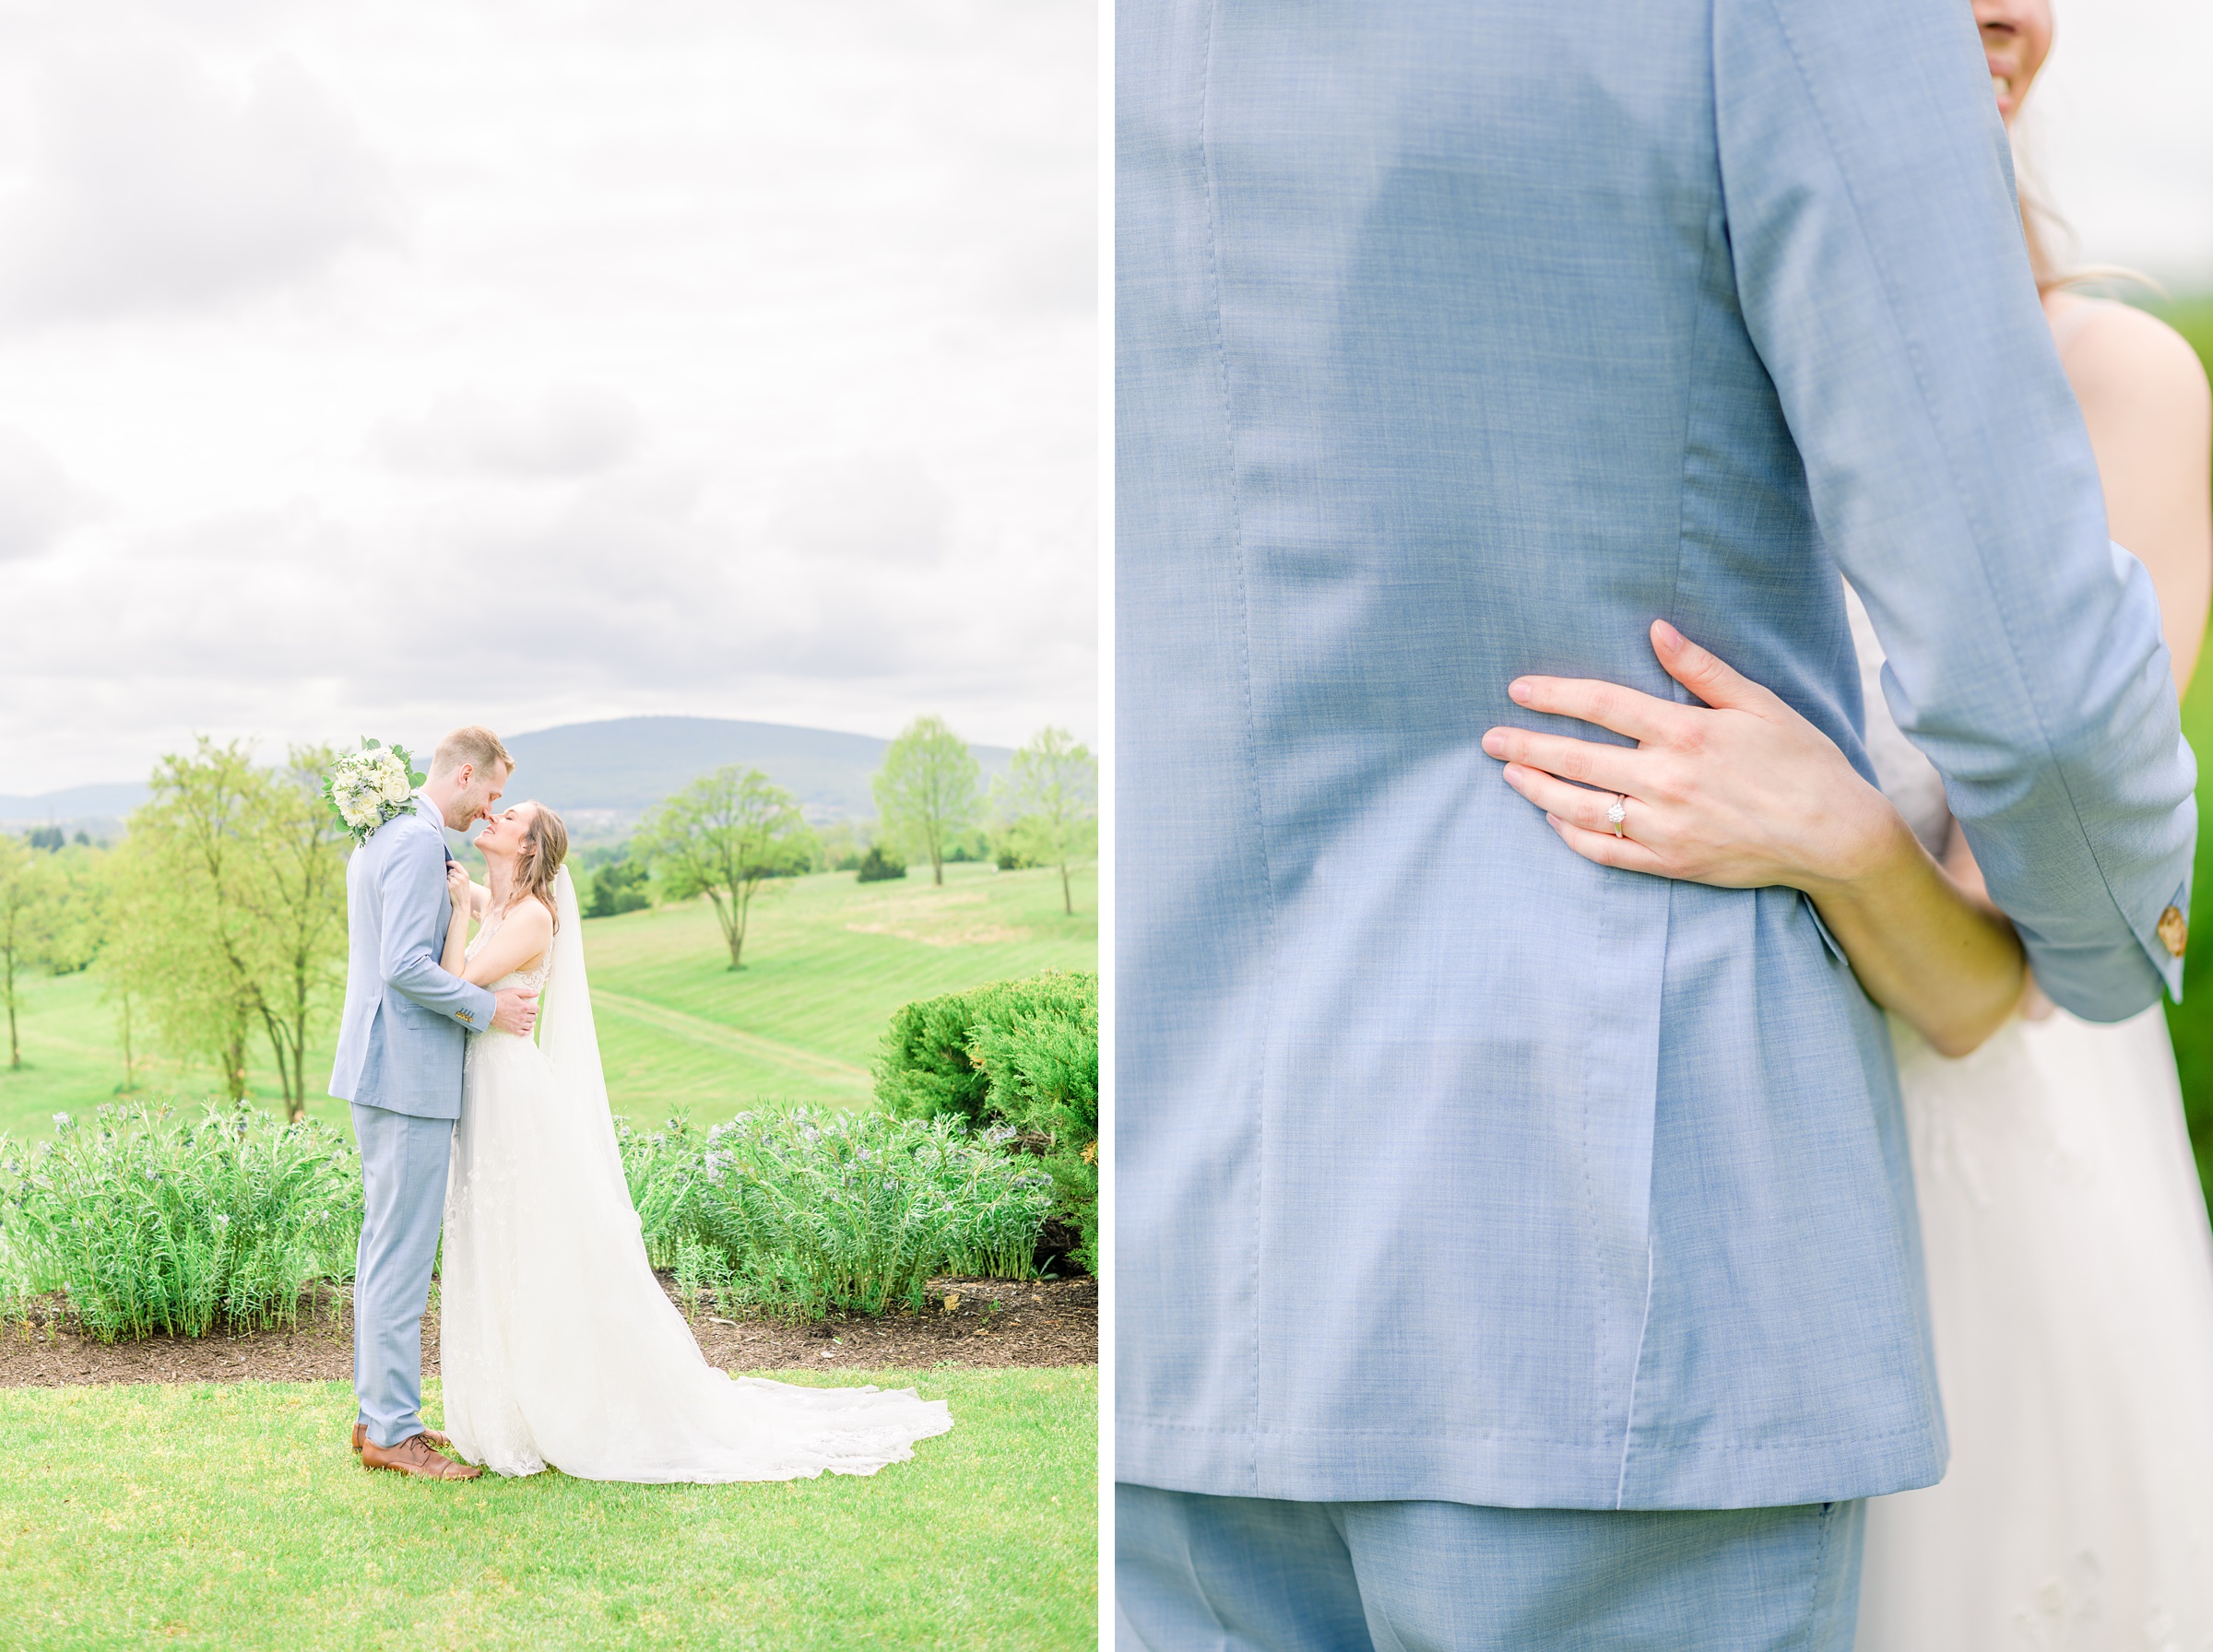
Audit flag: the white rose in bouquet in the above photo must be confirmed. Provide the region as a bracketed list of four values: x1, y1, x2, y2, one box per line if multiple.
[323, 740, 428, 846]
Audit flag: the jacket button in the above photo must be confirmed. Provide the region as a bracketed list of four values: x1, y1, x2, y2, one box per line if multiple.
[2158, 904, 2188, 959]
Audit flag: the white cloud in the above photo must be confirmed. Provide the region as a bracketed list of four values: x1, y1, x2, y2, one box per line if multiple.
[0, 427, 88, 560]
[373, 386, 642, 479]
[0, 3, 1096, 795]
[0, 48, 400, 324]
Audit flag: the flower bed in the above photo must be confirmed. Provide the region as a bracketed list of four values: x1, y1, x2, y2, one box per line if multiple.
[0, 1103, 362, 1341]
[620, 1107, 1054, 1318]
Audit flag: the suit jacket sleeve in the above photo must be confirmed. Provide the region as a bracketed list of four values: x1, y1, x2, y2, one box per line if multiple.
[1712, 0, 2196, 1017]
[378, 823, 500, 1029]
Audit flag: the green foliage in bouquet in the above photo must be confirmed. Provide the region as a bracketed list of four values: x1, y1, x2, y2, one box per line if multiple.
[0, 1102, 362, 1341]
[875, 971, 1099, 1274]
[618, 1106, 1052, 1318]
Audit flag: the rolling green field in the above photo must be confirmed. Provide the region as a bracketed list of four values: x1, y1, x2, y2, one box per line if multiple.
[0, 1367, 1096, 1651]
[0, 861, 1095, 1143]
[2151, 299, 2213, 1206]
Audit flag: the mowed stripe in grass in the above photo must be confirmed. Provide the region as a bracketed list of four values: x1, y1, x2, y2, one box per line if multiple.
[558, 862, 1094, 1124]
[0, 1367, 1095, 1651]
[0, 862, 1096, 1139]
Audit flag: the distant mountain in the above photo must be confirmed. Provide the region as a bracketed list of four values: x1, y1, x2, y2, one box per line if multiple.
[0, 782, 149, 832]
[503, 715, 1012, 825]
[0, 718, 1013, 838]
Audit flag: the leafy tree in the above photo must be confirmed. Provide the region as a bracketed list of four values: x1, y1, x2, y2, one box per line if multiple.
[638, 767, 815, 970]
[26, 826, 64, 852]
[855, 844, 907, 883]
[585, 856, 651, 918]
[872, 715, 981, 887]
[244, 748, 352, 1116]
[107, 739, 349, 1116]
[992, 726, 1098, 915]
[0, 835, 54, 1068]
[39, 844, 109, 976]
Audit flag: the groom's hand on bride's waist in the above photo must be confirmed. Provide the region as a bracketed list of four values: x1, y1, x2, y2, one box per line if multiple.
[491, 988, 538, 1037]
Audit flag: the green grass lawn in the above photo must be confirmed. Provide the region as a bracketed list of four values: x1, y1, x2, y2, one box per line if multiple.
[0, 861, 1095, 1143]
[0, 1365, 1095, 1651]
[2150, 298, 2213, 1210]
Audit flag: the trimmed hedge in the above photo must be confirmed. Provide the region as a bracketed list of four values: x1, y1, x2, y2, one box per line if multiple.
[875, 971, 1098, 1274]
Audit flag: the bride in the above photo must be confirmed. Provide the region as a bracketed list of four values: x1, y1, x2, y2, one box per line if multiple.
[1483, 13, 2213, 1635]
[426, 798, 953, 1481]
[1487, 335, 2211, 1651]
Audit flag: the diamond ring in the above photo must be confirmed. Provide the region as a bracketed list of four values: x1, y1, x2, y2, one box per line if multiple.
[1606, 796, 1627, 838]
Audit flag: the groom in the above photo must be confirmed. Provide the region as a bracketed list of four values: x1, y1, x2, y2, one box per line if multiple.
[330, 725, 537, 1481]
[1117, 1, 2195, 1646]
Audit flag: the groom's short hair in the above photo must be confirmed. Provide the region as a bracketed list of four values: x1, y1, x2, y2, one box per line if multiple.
[432, 726, 512, 780]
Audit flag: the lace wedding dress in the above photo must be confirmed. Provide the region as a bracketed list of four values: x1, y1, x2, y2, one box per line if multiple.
[438, 868, 953, 1481]
[1847, 591, 2213, 1650]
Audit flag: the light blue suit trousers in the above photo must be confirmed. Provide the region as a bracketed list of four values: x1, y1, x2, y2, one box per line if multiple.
[351, 1102, 454, 1447]
[1118, 1485, 1864, 1652]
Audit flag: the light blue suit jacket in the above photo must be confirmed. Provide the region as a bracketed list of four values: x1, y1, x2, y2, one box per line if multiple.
[1117, 0, 2196, 1511]
[328, 797, 496, 1121]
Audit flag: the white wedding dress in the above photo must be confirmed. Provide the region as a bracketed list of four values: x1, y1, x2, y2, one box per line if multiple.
[438, 868, 953, 1481]
[1848, 593, 2213, 1650]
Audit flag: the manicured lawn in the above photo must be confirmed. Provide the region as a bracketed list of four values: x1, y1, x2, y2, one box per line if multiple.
[0, 1365, 1095, 1651]
[0, 862, 1096, 1141]
[2151, 297, 2213, 1212]
[586, 861, 1097, 1122]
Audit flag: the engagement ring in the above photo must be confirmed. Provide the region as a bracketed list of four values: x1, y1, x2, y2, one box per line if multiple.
[1606, 796, 1627, 838]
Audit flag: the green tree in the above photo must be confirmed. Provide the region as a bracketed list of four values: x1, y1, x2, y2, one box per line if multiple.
[241, 748, 352, 1117]
[638, 767, 816, 970]
[872, 715, 982, 887]
[38, 843, 110, 976]
[585, 855, 651, 918]
[107, 739, 349, 1116]
[992, 727, 1098, 916]
[0, 835, 55, 1068]
[109, 742, 263, 1102]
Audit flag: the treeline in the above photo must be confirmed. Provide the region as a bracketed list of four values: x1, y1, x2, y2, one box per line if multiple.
[0, 738, 347, 1118]
[0, 716, 1095, 1114]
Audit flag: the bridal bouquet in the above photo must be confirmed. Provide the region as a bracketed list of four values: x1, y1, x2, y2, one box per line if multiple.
[323, 739, 426, 845]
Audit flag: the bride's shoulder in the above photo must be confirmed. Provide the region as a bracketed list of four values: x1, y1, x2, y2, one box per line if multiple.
[2049, 297, 2210, 432]
[504, 896, 555, 942]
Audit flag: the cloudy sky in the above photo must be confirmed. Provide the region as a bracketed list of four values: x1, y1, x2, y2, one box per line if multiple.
[0, 0, 1095, 796]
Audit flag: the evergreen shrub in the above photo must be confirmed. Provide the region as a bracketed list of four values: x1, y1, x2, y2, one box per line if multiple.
[856, 845, 907, 883]
[875, 971, 1099, 1273]
[585, 856, 651, 917]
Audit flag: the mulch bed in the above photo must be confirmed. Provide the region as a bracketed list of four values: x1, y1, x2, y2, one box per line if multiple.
[0, 1274, 1095, 1390]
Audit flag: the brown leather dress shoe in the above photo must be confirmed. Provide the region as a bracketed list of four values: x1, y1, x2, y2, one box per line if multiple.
[353, 1423, 453, 1455]
[360, 1432, 481, 1480]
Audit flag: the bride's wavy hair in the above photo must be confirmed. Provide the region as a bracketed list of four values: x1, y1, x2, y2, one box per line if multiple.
[505, 802, 570, 934]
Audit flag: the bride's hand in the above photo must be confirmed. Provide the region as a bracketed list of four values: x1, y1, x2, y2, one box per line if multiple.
[445, 862, 473, 915]
[1481, 620, 1913, 896]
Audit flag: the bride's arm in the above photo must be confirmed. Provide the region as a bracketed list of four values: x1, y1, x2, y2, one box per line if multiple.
[456, 899, 554, 988]
[440, 863, 472, 976]
[1483, 620, 2026, 1057]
